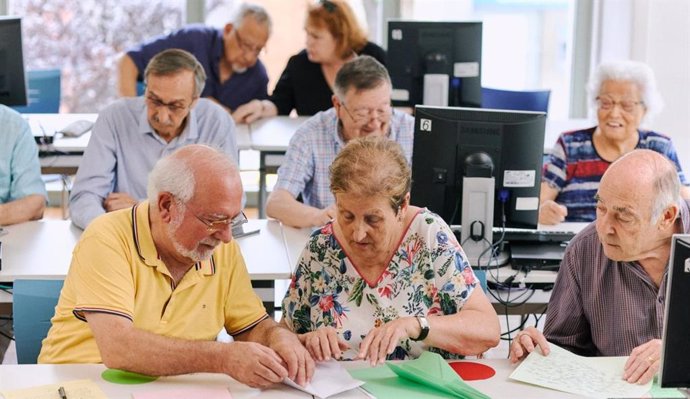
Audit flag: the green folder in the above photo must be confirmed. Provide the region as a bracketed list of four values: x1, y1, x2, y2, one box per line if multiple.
[348, 352, 490, 399]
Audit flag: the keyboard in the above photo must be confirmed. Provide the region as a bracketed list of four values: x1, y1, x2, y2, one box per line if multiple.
[493, 227, 575, 244]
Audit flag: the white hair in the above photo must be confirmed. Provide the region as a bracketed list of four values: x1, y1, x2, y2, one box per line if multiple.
[234, 3, 272, 34]
[147, 154, 195, 204]
[587, 60, 664, 125]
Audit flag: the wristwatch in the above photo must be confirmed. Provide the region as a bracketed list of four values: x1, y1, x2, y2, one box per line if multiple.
[411, 315, 430, 341]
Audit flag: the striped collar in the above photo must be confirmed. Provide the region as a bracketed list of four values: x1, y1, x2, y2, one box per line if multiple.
[130, 201, 216, 277]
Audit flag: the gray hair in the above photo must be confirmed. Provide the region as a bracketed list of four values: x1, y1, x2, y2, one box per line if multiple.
[234, 3, 272, 35]
[650, 160, 682, 223]
[587, 60, 663, 124]
[144, 48, 207, 98]
[147, 145, 238, 204]
[147, 153, 196, 204]
[333, 55, 391, 99]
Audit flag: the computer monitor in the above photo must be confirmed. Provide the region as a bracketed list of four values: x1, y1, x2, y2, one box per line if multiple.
[410, 105, 546, 265]
[659, 234, 690, 391]
[0, 17, 27, 106]
[387, 21, 482, 108]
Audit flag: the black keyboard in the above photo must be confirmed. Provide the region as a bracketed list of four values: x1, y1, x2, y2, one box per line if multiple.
[494, 228, 575, 244]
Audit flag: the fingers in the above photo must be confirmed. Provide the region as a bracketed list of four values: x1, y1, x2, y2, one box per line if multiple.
[327, 330, 343, 360]
[539, 201, 567, 225]
[623, 355, 658, 384]
[623, 339, 661, 384]
[509, 328, 549, 363]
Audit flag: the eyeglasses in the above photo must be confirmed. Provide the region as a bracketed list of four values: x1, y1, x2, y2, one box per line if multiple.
[340, 101, 392, 126]
[596, 96, 644, 113]
[145, 94, 193, 116]
[194, 211, 248, 233]
[234, 29, 264, 56]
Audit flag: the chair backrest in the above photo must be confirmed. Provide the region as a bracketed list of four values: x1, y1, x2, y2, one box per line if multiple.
[481, 87, 551, 114]
[11, 69, 61, 113]
[136, 81, 146, 96]
[12, 279, 64, 364]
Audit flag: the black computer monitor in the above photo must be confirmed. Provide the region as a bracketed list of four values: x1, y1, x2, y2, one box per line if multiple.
[387, 21, 482, 108]
[660, 234, 690, 391]
[410, 105, 546, 229]
[0, 17, 27, 106]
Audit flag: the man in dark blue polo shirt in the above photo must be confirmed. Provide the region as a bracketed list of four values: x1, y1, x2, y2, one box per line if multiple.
[117, 3, 270, 123]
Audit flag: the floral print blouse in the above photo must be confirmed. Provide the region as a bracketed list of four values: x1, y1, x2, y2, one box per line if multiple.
[282, 209, 479, 360]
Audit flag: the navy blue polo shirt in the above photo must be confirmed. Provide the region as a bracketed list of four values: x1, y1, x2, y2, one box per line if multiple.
[127, 25, 268, 111]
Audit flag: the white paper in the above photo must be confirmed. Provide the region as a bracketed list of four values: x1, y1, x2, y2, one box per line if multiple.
[509, 343, 652, 398]
[283, 360, 365, 398]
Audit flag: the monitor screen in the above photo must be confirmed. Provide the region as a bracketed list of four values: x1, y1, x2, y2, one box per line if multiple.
[660, 234, 690, 389]
[387, 21, 482, 108]
[410, 105, 546, 230]
[0, 17, 27, 106]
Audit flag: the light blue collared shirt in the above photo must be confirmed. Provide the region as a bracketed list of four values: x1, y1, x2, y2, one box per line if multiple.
[0, 105, 47, 205]
[69, 97, 238, 229]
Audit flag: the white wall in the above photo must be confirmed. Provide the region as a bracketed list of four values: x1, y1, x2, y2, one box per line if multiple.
[637, 0, 690, 173]
[597, 0, 690, 173]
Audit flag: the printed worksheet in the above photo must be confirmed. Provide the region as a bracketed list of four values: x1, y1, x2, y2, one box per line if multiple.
[509, 343, 652, 398]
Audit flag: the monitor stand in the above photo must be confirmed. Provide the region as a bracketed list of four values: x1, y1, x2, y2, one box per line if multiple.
[460, 176, 509, 268]
[423, 73, 449, 106]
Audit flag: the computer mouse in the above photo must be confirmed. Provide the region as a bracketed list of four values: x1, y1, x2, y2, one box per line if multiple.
[58, 120, 94, 138]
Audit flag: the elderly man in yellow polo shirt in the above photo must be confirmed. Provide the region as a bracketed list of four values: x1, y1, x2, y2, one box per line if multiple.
[38, 145, 314, 388]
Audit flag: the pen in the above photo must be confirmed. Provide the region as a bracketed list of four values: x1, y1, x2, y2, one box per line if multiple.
[58, 386, 68, 399]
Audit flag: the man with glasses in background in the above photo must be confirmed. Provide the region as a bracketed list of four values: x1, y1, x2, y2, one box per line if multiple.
[117, 3, 271, 123]
[265, 56, 414, 228]
[69, 49, 238, 230]
[41, 145, 315, 389]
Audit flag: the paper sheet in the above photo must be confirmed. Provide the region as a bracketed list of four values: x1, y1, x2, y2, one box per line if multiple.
[282, 360, 364, 398]
[509, 343, 652, 398]
[1, 379, 108, 399]
[133, 386, 233, 399]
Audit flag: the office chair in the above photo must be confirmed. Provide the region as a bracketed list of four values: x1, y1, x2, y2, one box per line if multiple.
[481, 87, 551, 114]
[12, 279, 64, 364]
[11, 69, 61, 113]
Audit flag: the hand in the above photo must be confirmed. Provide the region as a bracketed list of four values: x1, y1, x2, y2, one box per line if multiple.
[103, 192, 138, 213]
[222, 341, 289, 388]
[232, 100, 263, 124]
[358, 317, 419, 366]
[538, 200, 568, 225]
[509, 327, 551, 363]
[299, 327, 350, 362]
[312, 204, 337, 227]
[269, 327, 316, 387]
[623, 339, 661, 384]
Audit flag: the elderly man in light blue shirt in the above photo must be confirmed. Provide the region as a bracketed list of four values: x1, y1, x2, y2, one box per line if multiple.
[0, 105, 47, 225]
[69, 49, 238, 229]
[265, 56, 414, 228]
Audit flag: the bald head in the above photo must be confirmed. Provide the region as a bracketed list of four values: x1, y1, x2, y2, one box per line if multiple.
[601, 149, 680, 222]
[147, 144, 240, 204]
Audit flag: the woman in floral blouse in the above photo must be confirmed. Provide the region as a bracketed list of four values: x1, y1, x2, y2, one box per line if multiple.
[281, 136, 500, 366]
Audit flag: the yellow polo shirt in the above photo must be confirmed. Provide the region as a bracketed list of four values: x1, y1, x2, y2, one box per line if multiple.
[38, 202, 267, 363]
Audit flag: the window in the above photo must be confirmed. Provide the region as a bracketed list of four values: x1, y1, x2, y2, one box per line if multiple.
[10, 0, 185, 112]
[400, 0, 573, 118]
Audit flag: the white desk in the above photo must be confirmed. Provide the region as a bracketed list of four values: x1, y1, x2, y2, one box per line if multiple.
[0, 364, 307, 399]
[31, 113, 252, 175]
[0, 359, 651, 398]
[0, 219, 293, 314]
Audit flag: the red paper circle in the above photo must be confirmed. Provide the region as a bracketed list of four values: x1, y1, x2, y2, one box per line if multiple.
[449, 361, 496, 381]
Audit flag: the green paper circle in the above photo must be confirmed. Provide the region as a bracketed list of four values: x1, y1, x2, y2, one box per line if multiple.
[101, 369, 158, 384]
